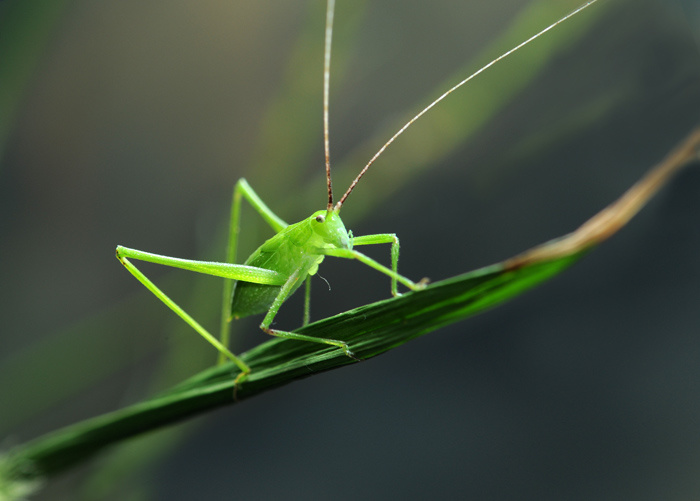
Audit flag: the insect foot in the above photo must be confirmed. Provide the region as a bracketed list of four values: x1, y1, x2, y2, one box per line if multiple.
[341, 343, 362, 362]
[232, 371, 250, 401]
[416, 277, 430, 289]
[396, 277, 430, 296]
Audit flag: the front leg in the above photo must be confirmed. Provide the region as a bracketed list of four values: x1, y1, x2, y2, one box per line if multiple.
[322, 245, 426, 296]
[351, 233, 401, 295]
[335, 233, 427, 295]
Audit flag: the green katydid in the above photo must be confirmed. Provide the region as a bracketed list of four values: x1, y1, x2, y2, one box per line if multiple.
[116, 0, 601, 382]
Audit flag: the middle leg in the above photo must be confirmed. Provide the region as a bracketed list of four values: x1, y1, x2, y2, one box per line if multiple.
[260, 270, 357, 359]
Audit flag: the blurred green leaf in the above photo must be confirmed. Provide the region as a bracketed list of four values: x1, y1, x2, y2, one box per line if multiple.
[0, 0, 73, 162]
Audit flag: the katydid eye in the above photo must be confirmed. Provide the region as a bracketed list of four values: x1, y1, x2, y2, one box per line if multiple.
[315, 215, 325, 223]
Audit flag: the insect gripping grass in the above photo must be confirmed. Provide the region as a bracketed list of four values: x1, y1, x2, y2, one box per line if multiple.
[116, 0, 601, 383]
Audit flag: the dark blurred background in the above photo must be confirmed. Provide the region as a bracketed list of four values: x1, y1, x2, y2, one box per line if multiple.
[1, 0, 699, 499]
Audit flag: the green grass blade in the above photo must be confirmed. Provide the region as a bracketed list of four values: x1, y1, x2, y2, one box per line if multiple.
[3, 250, 584, 488]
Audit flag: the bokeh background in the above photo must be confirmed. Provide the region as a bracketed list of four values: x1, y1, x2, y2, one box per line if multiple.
[1, 0, 700, 499]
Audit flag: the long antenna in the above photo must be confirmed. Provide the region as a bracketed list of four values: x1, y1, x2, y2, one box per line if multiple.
[324, 0, 336, 212]
[335, 0, 601, 211]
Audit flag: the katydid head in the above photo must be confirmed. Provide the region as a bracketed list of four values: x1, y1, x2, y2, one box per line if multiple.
[310, 209, 351, 250]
